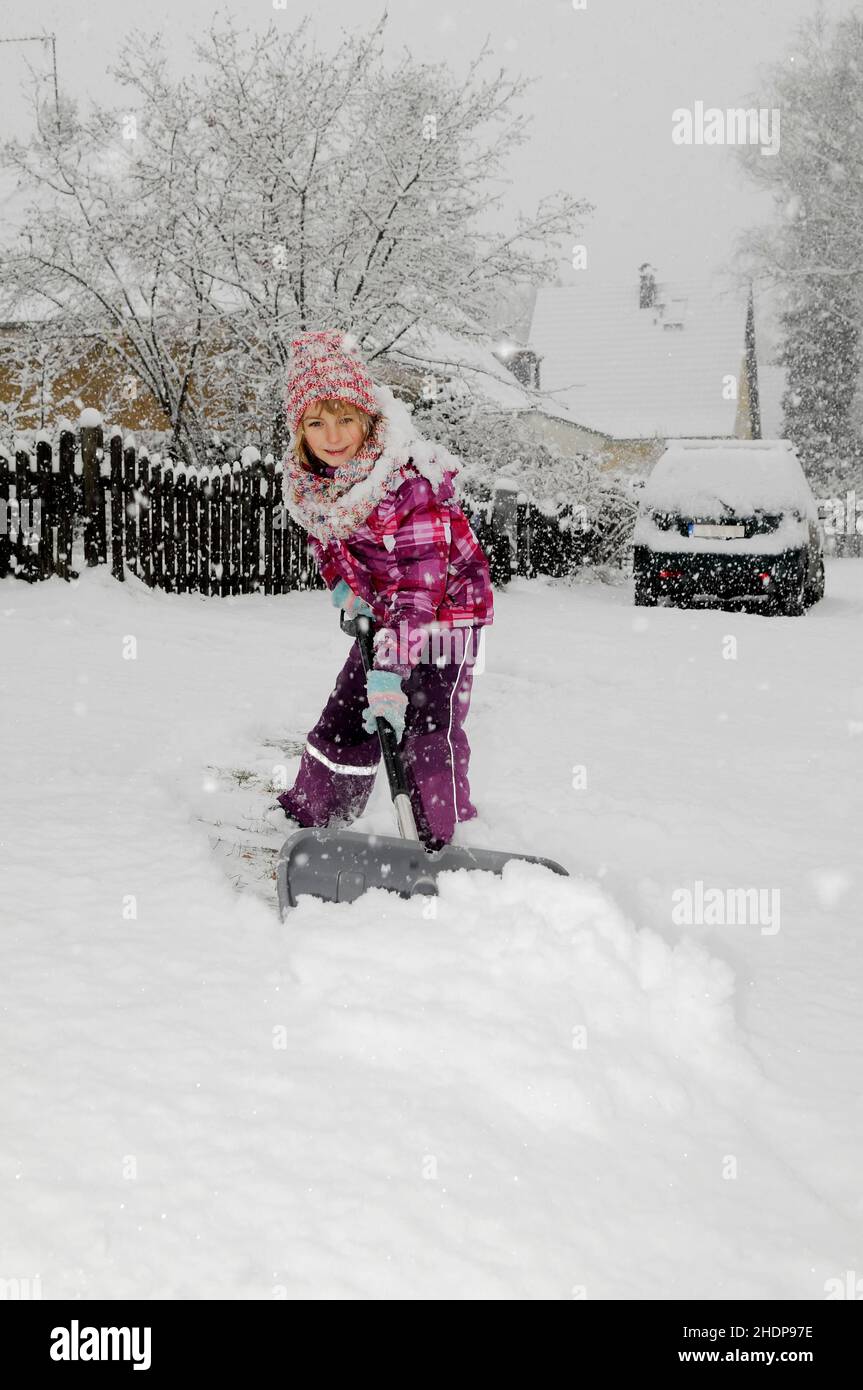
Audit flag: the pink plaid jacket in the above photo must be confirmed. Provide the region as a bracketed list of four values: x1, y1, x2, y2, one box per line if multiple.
[307, 465, 494, 675]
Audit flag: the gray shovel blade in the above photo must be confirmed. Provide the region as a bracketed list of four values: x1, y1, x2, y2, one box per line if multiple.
[276, 827, 568, 918]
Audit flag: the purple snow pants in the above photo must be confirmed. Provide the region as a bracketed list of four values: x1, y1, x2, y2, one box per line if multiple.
[278, 626, 483, 850]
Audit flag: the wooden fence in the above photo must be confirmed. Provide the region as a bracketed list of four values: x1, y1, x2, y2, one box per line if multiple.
[0, 423, 324, 594]
[0, 421, 606, 595]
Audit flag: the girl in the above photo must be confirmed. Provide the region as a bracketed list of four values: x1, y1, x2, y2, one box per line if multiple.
[275, 328, 494, 852]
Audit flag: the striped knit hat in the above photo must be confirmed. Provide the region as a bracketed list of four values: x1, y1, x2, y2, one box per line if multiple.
[284, 329, 378, 436]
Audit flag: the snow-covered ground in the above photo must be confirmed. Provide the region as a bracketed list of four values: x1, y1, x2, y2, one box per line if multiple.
[1, 559, 861, 1300]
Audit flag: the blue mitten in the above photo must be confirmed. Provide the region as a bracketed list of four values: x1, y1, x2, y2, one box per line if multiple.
[362, 670, 408, 742]
[330, 578, 373, 619]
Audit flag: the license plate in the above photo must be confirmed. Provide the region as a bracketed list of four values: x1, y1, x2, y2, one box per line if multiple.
[688, 523, 746, 539]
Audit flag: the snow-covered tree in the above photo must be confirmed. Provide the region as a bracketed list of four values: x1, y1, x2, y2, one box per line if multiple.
[412, 388, 636, 570]
[0, 318, 67, 434]
[0, 12, 589, 464]
[778, 261, 861, 494]
[0, 83, 225, 459]
[736, 10, 863, 492]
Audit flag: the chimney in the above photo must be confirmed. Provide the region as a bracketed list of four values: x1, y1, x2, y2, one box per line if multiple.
[638, 262, 658, 310]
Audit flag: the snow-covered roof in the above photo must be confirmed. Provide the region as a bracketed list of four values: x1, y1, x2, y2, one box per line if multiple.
[528, 280, 772, 440]
[640, 439, 817, 516]
[385, 322, 534, 412]
[0, 296, 542, 417]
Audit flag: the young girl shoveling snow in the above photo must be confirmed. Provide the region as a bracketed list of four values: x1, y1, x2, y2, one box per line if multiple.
[275, 329, 494, 852]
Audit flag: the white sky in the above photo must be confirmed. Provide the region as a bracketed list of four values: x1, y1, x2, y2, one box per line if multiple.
[0, 0, 857, 295]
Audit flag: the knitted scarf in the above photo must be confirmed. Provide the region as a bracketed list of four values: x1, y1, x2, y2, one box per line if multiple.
[281, 382, 462, 543]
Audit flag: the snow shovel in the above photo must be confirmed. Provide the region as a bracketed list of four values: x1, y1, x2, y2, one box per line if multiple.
[275, 612, 569, 918]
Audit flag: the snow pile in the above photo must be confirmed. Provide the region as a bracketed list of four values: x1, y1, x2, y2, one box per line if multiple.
[1, 561, 860, 1297]
[640, 440, 818, 518]
[287, 856, 749, 1121]
[633, 511, 809, 556]
[0, 821, 759, 1298]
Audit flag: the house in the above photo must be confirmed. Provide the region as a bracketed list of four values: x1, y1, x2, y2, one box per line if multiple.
[1, 271, 786, 477]
[0, 289, 222, 435]
[0, 293, 540, 442]
[514, 269, 785, 473]
[379, 320, 540, 413]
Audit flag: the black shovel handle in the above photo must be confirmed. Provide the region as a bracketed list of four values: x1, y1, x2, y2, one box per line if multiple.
[340, 610, 411, 802]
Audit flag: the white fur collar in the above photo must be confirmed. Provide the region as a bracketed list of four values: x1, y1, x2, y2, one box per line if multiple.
[369, 382, 463, 487]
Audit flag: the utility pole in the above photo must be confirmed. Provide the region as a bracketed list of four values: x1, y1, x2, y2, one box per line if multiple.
[0, 31, 60, 132]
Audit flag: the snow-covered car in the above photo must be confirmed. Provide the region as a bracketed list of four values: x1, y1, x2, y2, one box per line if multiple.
[632, 440, 825, 615]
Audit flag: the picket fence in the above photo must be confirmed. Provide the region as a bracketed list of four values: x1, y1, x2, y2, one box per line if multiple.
[0, 421, 605, 596]
[0, 423, 323, 594]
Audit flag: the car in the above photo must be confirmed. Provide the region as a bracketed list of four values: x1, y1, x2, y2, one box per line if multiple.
[632, 439, 825, 615]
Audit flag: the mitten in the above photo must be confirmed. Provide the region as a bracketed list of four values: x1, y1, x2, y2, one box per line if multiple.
[330, 578, 373, 620]
[362, 670, 408, 742]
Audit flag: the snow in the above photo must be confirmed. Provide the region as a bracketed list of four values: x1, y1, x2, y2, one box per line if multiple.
[386, 322, 533, 414]
[633, 512, 808, 556]
[1, 561, 861, 1298]
[528, 281, 776, 439]
[639, 440, 819, 518]
[78, 408, 104, 428]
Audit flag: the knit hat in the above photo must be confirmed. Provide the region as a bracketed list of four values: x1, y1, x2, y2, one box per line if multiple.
[284, 329, 378, 436]
[281, 332, 464, 545]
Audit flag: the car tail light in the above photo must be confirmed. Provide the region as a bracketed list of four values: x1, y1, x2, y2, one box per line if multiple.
[658, 568, 683, 579]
